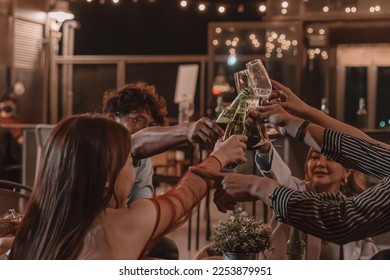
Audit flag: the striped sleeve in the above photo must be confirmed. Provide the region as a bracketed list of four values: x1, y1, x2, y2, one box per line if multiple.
[271, 178, 390, 244]
[321, 129, 390, 179]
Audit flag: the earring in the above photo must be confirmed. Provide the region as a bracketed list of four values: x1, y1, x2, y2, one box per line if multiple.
[114, 112, 121, 122]
[341, 176, 348, 187]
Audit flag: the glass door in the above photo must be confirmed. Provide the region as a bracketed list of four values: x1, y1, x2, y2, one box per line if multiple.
[337, 44, 390, 129]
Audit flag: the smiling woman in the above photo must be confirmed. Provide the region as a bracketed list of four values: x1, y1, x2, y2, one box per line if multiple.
[254, 143, 378, 260]
[303, 148, 366, 196]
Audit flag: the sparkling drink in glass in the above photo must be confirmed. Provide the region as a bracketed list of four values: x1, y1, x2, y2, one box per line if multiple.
[246, 58, 277, 138]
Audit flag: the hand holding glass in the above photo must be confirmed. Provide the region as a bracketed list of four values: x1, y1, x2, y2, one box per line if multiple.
[246, 59, 277, 138]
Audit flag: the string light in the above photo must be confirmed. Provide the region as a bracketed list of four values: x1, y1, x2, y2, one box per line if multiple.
[345, 6, 358, 13]
[258, 4, 267, 13]
[323, 6, 329, 13]
[265, 31, 297, 59]
[82, 0, 387, 19]
[218, 6, 226, 14]
[369, 5, 381, 13]
[308, 48, 328, 60]
[178, 1, 268, 15]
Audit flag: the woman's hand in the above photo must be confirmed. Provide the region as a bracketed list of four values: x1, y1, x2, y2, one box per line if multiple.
[189, 166, 279, 211]
[268, 79, 311, 118]
[210, 134, 247, 167]
[0, 212, 22, 237]
[249, 103, 301, 136]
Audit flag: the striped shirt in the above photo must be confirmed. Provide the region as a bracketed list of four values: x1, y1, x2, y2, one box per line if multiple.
[271, 129, 390, 244]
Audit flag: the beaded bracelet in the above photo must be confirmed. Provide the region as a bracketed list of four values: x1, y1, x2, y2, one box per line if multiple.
[294, 120, 311, 141]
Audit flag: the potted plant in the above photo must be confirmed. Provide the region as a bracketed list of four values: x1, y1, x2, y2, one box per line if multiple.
[210, 207, 272, 260]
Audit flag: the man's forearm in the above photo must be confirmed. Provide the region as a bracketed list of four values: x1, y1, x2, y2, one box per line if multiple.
[131, 124, 191, 160]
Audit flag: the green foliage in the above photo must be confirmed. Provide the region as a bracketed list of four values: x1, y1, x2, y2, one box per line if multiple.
[211, 207, 272, 254]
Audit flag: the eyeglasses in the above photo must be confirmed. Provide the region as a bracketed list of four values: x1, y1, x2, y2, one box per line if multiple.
[127, 115, 149, 130]
[117, 113, 156, 130]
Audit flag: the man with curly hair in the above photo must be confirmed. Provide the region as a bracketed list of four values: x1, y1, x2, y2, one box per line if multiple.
[103, 82, 224, 259]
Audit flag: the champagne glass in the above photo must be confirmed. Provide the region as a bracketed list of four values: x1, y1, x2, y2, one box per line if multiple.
[220, 71, 246, 168]
[246, 59, 277, 137]
[232, 69, 267, 149]
[246, 59, 272, 98]
[221, 69, 253, 168]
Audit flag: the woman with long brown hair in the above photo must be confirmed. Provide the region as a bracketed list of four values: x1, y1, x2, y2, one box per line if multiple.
[9, 114, 247, 259]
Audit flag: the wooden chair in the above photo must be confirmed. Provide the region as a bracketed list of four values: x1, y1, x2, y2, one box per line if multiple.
[0, 180, 31, 259]
[0, 180, 32, 217]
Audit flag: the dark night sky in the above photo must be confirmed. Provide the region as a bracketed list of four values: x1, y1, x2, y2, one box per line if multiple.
[70, 0, 263, 55]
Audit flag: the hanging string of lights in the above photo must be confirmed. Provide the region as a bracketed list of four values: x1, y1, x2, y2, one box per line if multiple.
[177, 1, 267, 15]
[76, 0, 386, 64]
[81, 0, 268, 15]
[82, 0, 385, 16]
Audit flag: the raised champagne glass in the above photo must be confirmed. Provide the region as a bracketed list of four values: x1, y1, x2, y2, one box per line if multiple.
[233, 69, 267, 149]
[221, 86, 248, 169]
[219, 70, 252, 168]
[246, 58, 277, 138]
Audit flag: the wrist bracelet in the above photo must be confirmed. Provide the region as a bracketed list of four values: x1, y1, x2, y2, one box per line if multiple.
[294, 120, 311, 141]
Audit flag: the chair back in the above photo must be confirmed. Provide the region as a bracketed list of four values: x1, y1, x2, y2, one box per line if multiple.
[0, 180, 32, 216]
[0, 180, 31, 259]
